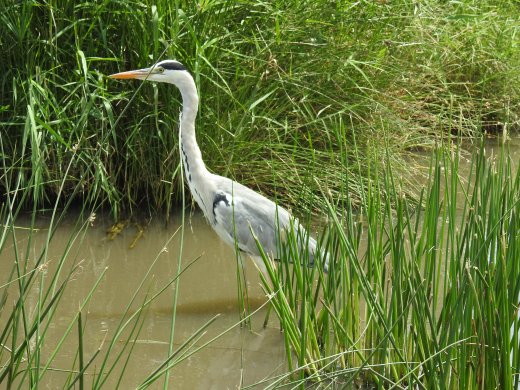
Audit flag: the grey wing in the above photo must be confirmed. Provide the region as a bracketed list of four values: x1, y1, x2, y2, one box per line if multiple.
[211, 190, 290, 259]
[211, 187, 327, 271]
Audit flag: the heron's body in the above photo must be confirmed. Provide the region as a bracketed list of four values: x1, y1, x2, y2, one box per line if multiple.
[110, 60, 327, 272]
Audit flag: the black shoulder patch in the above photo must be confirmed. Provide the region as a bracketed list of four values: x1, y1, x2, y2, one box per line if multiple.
[213, 193, 230, 208]
[212, 193, 230, 220]
[159, 60, 186, 71]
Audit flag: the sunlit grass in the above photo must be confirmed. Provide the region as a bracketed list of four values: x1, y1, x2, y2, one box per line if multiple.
[257, 144, 520, 388]
[1, 0, 520, 388]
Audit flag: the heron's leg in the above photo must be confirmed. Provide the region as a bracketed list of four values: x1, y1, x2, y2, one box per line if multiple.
[234, 252, 251, 325]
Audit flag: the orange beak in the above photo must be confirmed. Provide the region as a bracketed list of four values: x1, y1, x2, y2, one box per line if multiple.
[109, 71, 140, 79]
[109, 67, 154, 79]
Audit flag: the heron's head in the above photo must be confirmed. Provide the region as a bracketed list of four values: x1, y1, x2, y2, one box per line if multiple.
[109, 60, 189, 85]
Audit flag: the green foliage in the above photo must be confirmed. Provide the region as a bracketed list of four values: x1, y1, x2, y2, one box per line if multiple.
[1, 0, 519, 214]
[258, 144, 520, 388]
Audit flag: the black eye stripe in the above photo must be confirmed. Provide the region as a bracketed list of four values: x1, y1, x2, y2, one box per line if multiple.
[159, 61, 186, 71]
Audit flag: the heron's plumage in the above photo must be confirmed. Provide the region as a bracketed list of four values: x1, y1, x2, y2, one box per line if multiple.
[110, 60, 329, 273]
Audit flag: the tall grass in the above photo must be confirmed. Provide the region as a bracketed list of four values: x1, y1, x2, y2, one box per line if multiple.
[1, 0, 519, 215]
[1, 0, 520, 387]
[257, 143, 520, 388]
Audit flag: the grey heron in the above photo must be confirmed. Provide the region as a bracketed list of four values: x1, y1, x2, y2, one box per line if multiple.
[109, 60, 329, 274]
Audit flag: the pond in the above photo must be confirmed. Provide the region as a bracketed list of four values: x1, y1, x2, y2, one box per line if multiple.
[0, 212, 287, 388]
[1, 135, 519, 388]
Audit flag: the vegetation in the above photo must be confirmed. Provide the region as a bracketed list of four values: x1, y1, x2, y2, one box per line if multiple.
[1, 0, 520, 388]
[2, 143, 518, 388]
[1, 0, 519, 215]
[257, 145, 520, 388]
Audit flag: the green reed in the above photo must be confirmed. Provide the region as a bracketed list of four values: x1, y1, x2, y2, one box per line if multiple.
[257, 144, 520, 388]
[2, 0, 519, 216]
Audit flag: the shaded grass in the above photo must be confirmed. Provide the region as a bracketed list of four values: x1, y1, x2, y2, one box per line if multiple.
[257, 143, 520, 388]
[1, 0, 519, 215]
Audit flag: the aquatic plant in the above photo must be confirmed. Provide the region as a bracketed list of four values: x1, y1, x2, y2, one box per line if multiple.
[256, 144, 520, 388]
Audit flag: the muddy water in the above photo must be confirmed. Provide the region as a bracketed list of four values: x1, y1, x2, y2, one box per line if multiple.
[0, 212, 286, 389]
[2, 135, 519, 389]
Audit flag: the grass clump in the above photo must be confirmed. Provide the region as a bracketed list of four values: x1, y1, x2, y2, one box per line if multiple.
[257, 144, 520, 388]
[1, 0, 519, 215]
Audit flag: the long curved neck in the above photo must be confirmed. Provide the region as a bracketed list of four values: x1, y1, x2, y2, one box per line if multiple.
[175, 74, 211, 213]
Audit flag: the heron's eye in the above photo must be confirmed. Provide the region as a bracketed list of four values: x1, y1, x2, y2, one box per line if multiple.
[158, 67, 165, 73]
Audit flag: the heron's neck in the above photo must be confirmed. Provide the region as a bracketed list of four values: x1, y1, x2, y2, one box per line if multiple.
[176, 76, 211, 212]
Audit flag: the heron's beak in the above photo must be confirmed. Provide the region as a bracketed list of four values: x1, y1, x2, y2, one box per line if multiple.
[108, 67, 155, 79]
